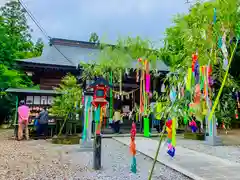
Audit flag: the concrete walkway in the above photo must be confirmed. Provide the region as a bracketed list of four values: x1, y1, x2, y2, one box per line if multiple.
[113, 137, 240, 180]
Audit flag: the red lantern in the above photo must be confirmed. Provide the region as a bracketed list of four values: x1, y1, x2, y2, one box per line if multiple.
[88, 78, 113, 108]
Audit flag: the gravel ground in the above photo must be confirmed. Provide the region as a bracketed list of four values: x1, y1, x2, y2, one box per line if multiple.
[0, 130, 190, 180]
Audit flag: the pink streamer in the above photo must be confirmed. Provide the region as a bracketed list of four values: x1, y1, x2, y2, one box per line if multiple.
[168, 143, 173, 149]
[145, 74, 150, 93]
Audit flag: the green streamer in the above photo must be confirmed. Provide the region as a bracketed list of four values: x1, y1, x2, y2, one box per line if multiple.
[155, 103, 161, 120]
[95, 105, 100, 133]
[192, 71, 195, 86]
[172, 117, 176, 147]
[82, 97, 90, 141]
[144, 117, 150, 137]
[186, 68, 192, 91]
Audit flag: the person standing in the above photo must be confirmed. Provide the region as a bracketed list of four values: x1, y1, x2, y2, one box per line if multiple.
[18, 100, 30, 140]
[35, 107, 49, 139]
[112, 109, 122, 133]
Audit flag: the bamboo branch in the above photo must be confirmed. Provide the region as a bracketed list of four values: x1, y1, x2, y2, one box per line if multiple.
[148, 103, 175, 180]
[208, 40, 238, 121]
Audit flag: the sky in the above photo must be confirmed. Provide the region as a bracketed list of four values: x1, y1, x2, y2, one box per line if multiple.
[0, 0, 193, 45]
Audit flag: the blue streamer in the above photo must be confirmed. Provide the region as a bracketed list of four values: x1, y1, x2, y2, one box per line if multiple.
[131, 156, 137, 173]
[95, 106, 100, 123]
[213, 8, 217, 24]
[167, 147, 175, 157]
[170, 88, 177, 103]
[194, 60, 200, 84]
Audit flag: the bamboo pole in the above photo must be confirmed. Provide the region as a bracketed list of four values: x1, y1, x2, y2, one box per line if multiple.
[148, 103, 175, 180]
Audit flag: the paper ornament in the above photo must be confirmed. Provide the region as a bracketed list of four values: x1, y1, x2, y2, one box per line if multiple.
[223, 58, 228, 70]
[161, 83, 165, 92]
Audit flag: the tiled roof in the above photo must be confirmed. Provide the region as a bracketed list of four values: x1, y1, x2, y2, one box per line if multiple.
[17, 38, 169, 71]
[6, 88, 61, 94]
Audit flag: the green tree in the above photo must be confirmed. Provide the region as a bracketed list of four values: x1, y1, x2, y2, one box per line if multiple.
[0, 1, 42, 60]
[89, 32, 100, 43]
[81, 36, 159, 83]
[0, 1, 33, 60]
[49, 74, 82, 136]
[0, 17, 16, 67]
[0, 1, 43, 123]
[32, 38, 44, 57]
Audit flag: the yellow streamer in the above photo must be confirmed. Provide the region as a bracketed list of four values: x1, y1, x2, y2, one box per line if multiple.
[186, 68, 192, 91]
[171, 117, 176, 147]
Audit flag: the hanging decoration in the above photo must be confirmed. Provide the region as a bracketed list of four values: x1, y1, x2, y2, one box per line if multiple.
[112, 88, 139, 100]
[143, 117, 150, 137]
[236, 92, 240, 108]
[109, 71, 113, 126]
[186, 68, 192, 94]
[169, 87, 177, 103]
[235, 109, 238, 120]
[166, 118, 176, 158]
[145, 74, 151, 93]
[95, 106, 100, 134]
[82, 96, 92, 142]
[161, 83, 166, 92]
[145, 60, 151, 93]
[213, 8, 217, 24]
[138, 58, 144, 115]
[221, 31, 229, 70]
[189, 118, 197, 132]
[192, 53, 198, 72]
[130, 121, 137, 173]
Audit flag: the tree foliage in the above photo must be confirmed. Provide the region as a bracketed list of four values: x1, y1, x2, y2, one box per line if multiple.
[81, 36, 159, 83]
[89, 32, 100, 43]
[0, 1, 43, 61]
[159, 0, 240, 125]
[49, 74, 82, 119]
[0, 1, 43, 123]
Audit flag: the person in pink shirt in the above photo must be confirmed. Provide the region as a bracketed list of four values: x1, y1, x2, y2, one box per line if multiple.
[18, 100, 30, 140]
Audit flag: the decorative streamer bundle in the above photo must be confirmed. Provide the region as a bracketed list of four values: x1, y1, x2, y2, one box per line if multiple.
[130, 122, 137, 173]
[109, 71, 113, 126]
[189, 118, 197, 132]
[166, 118, 176, 157]
[236, 92, 239, 119]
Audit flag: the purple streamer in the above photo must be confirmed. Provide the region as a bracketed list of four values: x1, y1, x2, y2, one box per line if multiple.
[194, 60, 199, 84]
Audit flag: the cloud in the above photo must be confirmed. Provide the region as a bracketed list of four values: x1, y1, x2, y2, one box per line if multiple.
[2, 0, 191, 44]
